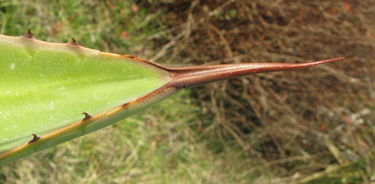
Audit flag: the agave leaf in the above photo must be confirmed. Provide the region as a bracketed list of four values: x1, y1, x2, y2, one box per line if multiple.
[0, 30, 343, 165]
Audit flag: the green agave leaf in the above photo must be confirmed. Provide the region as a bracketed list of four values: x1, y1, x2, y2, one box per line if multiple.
[0, 30, 343, 165]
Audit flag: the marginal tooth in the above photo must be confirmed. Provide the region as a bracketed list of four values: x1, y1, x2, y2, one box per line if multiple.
[69, 37, 79, 46]
[28, 134, 40, 143]
[82, 112, 92, 121]
[122, 55, 135, 59]
[22, 29, 33, 39]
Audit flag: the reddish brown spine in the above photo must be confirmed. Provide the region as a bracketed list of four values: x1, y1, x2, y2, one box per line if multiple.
[28, 134, 40, 143]
[70, 37, 79, 46]
[82, 112, 92, 121]
[22, 29, 33, 39]
[161, 58, 343, 89]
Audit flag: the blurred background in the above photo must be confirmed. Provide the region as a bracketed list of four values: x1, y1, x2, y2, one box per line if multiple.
[0, 0, 374, 183]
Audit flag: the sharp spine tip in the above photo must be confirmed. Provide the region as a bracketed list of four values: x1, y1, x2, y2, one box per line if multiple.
[22, 29, 33, 39]
[82, 112, 92, 121]
[28, 134, 40, 143]
[70, 37, 79, 46]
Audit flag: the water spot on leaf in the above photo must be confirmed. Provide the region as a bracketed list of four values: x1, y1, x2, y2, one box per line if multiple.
[10, 63, 15, 70]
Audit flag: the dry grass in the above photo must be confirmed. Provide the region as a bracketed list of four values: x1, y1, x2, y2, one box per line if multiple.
[1, 0, 375, 183]
[146, 0, 375, 183]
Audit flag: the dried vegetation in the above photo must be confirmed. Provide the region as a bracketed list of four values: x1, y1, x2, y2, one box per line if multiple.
[147, 0, 375, 182]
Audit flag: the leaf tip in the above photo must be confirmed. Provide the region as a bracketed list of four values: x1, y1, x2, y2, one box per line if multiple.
[22, 29, 33, 39]
[82, 112, 92, 121]
[309, 57, 344, 65]
[28, 134, 40, 143]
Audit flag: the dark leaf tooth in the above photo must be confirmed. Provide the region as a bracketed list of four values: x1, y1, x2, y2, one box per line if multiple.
[122, 55, 135, 59]
[70, 37, 79, 46]
[122, 102, 130, 107]
[22, 29, 33, 39]
[82, 112, 92, 121]
[28, 134, 40, 143]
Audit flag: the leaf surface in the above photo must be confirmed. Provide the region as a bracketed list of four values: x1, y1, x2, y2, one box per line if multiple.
[0, 34, 172, 164]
